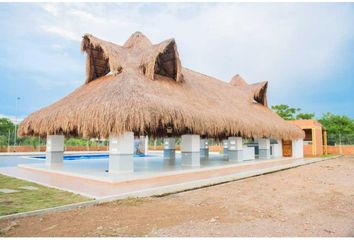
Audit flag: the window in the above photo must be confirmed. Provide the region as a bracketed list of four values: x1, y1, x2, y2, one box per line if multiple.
[304, 129, 312, 141]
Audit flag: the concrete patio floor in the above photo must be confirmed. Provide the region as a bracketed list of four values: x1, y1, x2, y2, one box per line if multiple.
[0, 152, 328, 200]
[17, 152, 264, 183]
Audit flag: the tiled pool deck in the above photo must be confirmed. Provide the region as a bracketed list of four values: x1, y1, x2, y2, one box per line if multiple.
[0, 152, 324, 199]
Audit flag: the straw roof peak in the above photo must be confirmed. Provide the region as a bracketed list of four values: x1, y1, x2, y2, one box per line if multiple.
[123, 31, 152, 48]
[80, 32, 183, 83]
[249, 81, 268, 107]
[230, 74, 248, 87]
[229, 75, 268, 107]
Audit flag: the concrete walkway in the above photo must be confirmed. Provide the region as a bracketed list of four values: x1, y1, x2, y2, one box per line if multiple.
[0, 156, 333, 199]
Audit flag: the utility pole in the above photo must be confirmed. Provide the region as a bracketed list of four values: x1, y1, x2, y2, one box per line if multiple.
[14, 97, 21, 146]
[7, 129, 10, 152]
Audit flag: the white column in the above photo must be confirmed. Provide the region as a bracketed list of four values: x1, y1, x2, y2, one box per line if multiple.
[181, 134, 200, 167]
[228, 137, 243, 161]
[223, 139, 229, 155]
[109, 131, 134, 173]
[138, 136, 148, 155]
[272, 139, 283, 158]
[292, 139, 304, 158]
[243, 145, 255, 160]
[46, 135, 64, 166]
[258, 138, 271, 159]
[200, 138, 209, 160]
[163, 137, 176, 164]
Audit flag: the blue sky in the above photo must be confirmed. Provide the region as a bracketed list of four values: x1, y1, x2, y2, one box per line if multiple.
[0, 3, 353, 123]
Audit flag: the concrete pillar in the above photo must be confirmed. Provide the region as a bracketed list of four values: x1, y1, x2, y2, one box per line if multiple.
[243, 145, 255, 160]
[228, 137, 243, 161]
[272, 139, 283, 158]
[200, 138, 209, 160]
[258, 138, 271, 159]
[46, 135, 64, 166]
[138, 136, 148, 155]
[181, 134, 200, 167]
[223, 140, 229, 155]
[292, 139, 304, 158]
[109, 132, 134, 173]
[163, 137, 176, 164]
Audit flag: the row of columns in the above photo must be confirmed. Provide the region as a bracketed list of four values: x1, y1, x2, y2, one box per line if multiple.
[164, 135, 207, 167]
[45, 133, 302, 174]
[223, 137, 273, 160]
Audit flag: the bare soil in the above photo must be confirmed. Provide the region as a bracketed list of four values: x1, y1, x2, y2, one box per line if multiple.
[1, 156, 353, 237]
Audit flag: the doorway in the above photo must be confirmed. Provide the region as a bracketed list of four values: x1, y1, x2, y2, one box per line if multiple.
[282, 140, 292, 157]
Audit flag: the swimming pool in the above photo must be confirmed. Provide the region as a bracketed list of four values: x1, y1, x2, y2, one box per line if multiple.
[31, 154, 155, 161]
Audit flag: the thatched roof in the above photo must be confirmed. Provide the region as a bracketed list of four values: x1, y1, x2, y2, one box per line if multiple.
[230, 74, 268, 107]
[18, 32, 304, 140]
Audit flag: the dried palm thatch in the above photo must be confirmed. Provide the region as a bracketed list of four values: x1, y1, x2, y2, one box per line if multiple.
[18, 32, 304, 140]
[230, 74, 268, 107]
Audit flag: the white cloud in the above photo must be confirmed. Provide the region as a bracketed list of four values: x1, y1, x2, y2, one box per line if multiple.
[68, 9, 103, 23]
[51, 43, 65, 50]
[41, 3, 60, 16]
[37, 3, 354, 106]
[31, 75, 81, 91]
[0, 114, 24, 124]
[41, 25, 80, 41]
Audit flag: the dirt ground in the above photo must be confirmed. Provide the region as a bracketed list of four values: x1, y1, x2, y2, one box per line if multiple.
[1, 156, 353, 237]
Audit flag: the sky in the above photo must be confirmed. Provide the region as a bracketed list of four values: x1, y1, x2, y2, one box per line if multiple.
[0, 3, 353, 123]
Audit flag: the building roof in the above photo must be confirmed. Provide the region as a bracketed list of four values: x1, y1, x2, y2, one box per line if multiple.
[289, 119, 323, 129]
[18, 32, 304, 140]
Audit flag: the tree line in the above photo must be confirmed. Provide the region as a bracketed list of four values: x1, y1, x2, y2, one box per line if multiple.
[0, 118, 105, 148]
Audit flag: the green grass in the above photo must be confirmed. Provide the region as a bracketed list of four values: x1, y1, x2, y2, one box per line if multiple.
[0, 174, 90, 216]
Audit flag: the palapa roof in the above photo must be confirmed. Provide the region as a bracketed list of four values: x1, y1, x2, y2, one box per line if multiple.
[230, 74, 268, 107]
[18, 32, 304, 140]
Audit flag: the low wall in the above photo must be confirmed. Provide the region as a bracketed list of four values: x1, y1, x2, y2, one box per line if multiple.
[327, 145, 354, 155]
[304, 145, 354, 156]
[149, 145, 224, 152]
[0, 146, 46, 152]
[0, 146, 108, 152]
[304, 145, 313, 157]
[64, 146, 108, 151]
[0, 145, 225, 153]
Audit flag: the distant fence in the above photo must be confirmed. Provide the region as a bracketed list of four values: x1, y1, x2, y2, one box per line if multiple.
[0, 146, 108, 153]
[0, 146, 46, 152]
[0, 145, 225, 153]
[1, 144, 353, 155]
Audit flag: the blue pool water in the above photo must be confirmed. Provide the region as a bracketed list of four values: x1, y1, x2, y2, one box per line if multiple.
[32, 154, 154, 161]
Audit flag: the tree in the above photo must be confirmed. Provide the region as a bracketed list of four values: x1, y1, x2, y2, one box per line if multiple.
[318, 113, 354, 144]
[272, 105, 315, 120]
[0, 118, 15, 146]
[0, 118, 15, 136]
[296, 112, 315, 120]
[271, 105, 300, 120]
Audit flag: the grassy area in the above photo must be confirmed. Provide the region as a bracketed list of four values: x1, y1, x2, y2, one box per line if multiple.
[0, 174, 90, 216]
